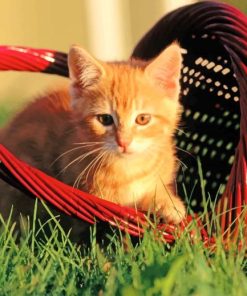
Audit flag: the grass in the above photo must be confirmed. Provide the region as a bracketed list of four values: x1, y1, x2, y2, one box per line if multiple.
[0, 198, 246, 296]
[0, 109, 246, 295]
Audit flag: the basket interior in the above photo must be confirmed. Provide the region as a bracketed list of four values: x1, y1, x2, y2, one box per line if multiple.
[176, 33, 240, 211]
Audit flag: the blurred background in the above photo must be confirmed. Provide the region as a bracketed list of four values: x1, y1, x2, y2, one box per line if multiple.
[0, 0, 247, 123]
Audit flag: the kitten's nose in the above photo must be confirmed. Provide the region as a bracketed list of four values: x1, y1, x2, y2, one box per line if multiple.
[116, 136, 131, 153]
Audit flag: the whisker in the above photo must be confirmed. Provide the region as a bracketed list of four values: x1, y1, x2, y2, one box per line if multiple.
[72, 141, 104, 146]
[60, 147, 103, 175]
[94, 151, 109, 177]
[73, 171, 84, 189]
[84, 151, 108, 184]
[73, 150, 106, 188]
[50, 142, 103, 167]
[50, 146, 86, 167]
[175, 146, 194, 158]
[175, 128, 189, 136]
[176, 158, 188, 170]
[90, 151, 113, 192]
[83, 152, 105, 182]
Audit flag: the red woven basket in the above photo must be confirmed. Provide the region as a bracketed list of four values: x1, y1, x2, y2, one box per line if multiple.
[0, 1, 246, 247]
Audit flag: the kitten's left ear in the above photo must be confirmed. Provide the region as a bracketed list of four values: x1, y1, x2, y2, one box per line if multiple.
[68, 45, 105, 89]
[145, 42, 183, 97]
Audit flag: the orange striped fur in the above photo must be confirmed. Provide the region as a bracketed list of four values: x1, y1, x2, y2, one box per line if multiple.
[0, 43, 185, 225]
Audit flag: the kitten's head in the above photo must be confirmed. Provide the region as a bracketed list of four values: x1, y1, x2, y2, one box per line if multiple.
[68, 43, 182, 161]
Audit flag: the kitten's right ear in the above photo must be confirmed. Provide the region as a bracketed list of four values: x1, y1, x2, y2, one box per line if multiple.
[68, 45, 105, 89]
[145, 42, 182, 98]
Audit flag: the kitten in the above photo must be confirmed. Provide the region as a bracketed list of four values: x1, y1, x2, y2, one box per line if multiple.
[0, 43, 185, 240]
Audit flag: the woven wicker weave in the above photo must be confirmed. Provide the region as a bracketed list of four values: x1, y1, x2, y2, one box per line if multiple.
[0, 1, 246, 245]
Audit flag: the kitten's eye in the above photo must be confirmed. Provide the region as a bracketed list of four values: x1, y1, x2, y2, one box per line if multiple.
[97, 114, 114, 126]
[135, 114, 151, 125]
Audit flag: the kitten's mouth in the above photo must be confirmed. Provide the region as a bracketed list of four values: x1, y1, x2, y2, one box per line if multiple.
[119, 149, 133, 155]
[117, 146, 134, 155]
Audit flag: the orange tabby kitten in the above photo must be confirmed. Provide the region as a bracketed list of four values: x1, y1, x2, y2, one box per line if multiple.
[0, 43, 185, 235]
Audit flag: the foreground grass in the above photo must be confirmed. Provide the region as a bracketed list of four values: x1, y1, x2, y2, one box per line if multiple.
[0, 204, 246, 296]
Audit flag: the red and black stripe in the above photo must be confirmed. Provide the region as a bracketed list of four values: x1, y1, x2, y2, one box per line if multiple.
[0, 45, 68, 76]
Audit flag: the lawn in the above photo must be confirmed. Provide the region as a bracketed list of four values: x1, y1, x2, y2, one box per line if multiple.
[0, 202, 246, 296]
[0, 108, 246, 296]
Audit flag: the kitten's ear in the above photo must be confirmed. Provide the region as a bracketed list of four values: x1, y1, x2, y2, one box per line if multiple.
[145, 42, 182, 97]
[68, 45, 105, 88]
